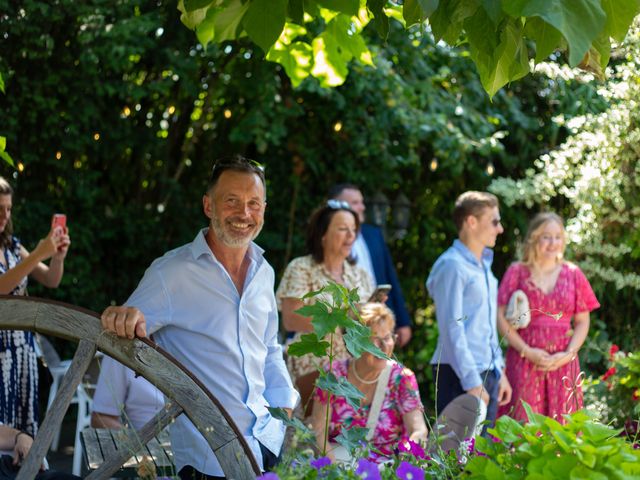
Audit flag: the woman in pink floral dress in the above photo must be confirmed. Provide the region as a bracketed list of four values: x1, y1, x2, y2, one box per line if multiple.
[497, 212, 599, 422]
[311, 303, 426, 461]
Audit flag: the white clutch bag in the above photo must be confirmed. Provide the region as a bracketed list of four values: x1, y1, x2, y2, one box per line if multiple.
[505, 289, 530, 329]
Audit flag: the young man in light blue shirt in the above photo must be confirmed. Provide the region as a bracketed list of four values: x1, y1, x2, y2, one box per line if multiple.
[101, 156, 299, 479]
[427, 191, 512, 427]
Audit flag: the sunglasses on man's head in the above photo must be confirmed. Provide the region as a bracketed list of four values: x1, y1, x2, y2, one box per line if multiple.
[326, 199, 351, 210]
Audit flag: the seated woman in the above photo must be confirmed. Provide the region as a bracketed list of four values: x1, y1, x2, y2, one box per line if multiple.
[0, 423, 80, 479]
[276, 201, 374, 413]
[91, 356, 164, 430]
[311, 303, 427, 462]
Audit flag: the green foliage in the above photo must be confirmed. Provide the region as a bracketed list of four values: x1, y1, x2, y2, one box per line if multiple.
[466, 406, 640, 479]
[489, 23, 640, 347]
[173, 0, 640, 97]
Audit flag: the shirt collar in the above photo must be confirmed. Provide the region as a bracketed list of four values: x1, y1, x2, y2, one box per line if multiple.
[452, 239, 494, 267]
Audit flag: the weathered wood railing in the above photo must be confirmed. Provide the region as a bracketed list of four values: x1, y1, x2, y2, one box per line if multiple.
[0, 295, 261, 479]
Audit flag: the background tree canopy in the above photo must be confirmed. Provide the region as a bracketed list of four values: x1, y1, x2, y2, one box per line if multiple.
[0, 0, 638, 408]
[178, 0, 640, 96]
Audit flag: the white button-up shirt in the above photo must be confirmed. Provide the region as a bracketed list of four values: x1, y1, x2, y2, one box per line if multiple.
[126, 229, 299, 476]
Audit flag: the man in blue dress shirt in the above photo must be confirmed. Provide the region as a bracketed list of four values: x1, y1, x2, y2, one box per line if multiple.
[427, 191, 511, 427]
[328, 184, 413, 347]
[100, 156, 299, 479]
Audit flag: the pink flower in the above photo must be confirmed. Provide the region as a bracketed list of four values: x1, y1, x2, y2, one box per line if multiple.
[609, 344, 620, 358]
[399, 439, 427, 459]
[602, 367, 617, 381]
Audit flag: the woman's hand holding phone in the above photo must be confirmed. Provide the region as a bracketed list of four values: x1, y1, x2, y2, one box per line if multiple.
[50, 213, 71, 257]
[368, 284, 392, 303]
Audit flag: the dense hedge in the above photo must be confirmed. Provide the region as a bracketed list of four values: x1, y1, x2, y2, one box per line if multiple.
[0, 0, 614, 408]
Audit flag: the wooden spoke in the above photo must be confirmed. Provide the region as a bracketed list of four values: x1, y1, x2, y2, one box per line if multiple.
[17, 339, 97, 480]
[85, 402, 183, 479]
[0, 295, 261, 479]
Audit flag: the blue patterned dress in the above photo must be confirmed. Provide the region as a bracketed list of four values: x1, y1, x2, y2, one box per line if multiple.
[0, 236, 38, 435]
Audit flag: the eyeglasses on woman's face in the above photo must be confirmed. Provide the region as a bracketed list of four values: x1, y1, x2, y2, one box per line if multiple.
[372, 333, 398, 349]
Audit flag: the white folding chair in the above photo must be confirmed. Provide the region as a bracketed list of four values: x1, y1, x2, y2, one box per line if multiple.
[37, 335, 99, 475]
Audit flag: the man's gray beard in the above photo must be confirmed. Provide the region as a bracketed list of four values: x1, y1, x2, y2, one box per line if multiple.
[210, 214, 263, 248]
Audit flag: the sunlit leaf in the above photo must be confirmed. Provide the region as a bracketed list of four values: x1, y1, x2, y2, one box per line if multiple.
[212, 0, 250, 42]
[0, 150, 14, 167]
[178, 0, 209, 30]
[316, 370, 364, 409]
[287, 0, 304, 24]
[266, 40, 312, 87]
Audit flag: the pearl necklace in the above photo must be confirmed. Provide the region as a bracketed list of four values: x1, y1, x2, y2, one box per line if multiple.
[350, 360, 381, 385]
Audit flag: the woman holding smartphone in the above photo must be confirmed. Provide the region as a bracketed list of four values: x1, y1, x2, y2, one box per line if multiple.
[0, 177, 71, 435]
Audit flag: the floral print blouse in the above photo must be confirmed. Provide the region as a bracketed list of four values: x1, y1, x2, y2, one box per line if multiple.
[314, 359, 423, 460]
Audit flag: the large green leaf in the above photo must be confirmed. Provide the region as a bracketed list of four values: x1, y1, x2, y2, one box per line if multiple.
[311, 32, 350, 87]
[430, 0, 480, 44]
[0, 150, 14, 167]
[184, 0, 216, 12]
[287, 0, 305, 24]
[316, 0, 359, 16]
[343, 320, 388, 359]
[212, 0, 250, 42]
[243, 0, 287, 53]
[601, 0, 640, 42]
[367, 0, 390, 40]
[316, 370, 364, 409]
[504, 0, 606, 67]
[334, 425, 369, 453]
[403, 0, 440, 27]
[266, 40, 313, 87]
[287, 333, 330, 357]
[267, 406, 315, 439]
[524, 16, 562, 62]
[480, 0, 504, 25]
[466, 14, 530, 98]
[195, 6, 220, 46]
[178, 0, 209, 30]
[325, 14, 373, 65]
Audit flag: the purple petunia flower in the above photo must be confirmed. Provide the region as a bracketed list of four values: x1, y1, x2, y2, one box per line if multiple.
[398, 440, 427, 459]
[356, 458, 381, 480]
[256, 473, 279, 480]
[396, 461, 425, 480]
[310, 456, 332, 470]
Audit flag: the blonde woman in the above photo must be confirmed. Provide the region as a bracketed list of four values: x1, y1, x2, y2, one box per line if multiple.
[311, 303, 426, 462]
[497, 212, 599, 422]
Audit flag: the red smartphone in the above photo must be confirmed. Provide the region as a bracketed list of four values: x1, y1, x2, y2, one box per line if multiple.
[51, 214, 67, 232]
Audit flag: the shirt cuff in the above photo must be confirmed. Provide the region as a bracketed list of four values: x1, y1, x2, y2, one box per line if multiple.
[265, 387, 300, 410]
[459, 370, 483, 391]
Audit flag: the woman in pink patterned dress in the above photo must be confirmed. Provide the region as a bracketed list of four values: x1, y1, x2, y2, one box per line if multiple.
[311, 303, 426, 462]
[497, 212, 599, 422]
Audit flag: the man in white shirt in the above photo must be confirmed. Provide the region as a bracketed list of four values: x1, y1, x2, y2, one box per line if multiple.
[100, 155, 299, 480]
[91, 356, 164, 430]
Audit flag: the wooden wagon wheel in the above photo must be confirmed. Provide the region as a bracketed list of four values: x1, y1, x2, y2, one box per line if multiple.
[0, 295, 262, 480]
